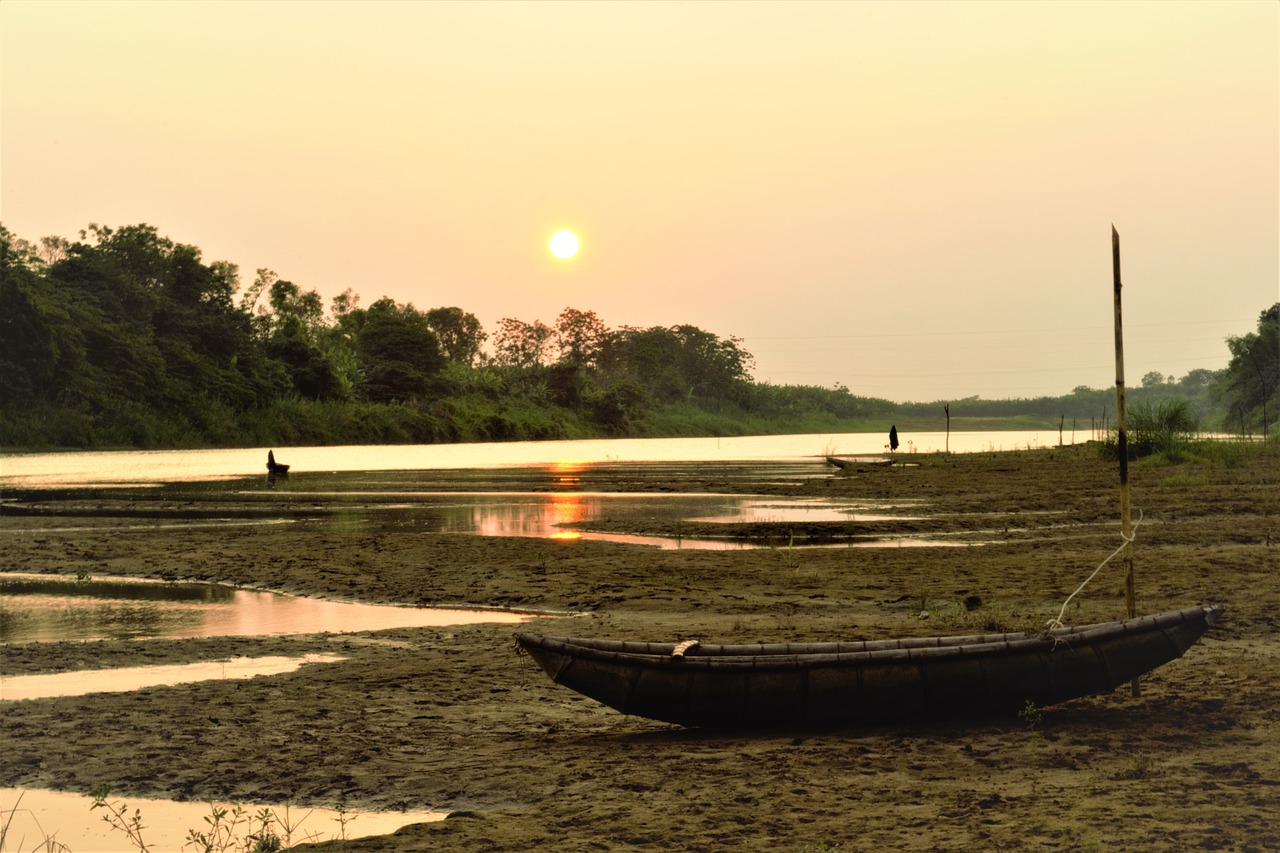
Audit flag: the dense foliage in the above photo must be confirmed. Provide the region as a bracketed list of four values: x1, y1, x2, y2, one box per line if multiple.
[0, 223, 1273, 450]
[1221, 303, 1279, 437]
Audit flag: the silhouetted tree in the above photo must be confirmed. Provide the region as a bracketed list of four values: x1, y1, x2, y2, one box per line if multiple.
[492, 317, 553, 368]
[354, 298, 445, 402]
[426, 306, 487, 366]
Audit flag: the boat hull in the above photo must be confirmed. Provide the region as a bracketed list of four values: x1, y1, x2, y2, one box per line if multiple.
[516, 605, 1221, 728]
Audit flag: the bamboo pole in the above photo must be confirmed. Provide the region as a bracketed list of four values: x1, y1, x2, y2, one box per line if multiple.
[1112, 225, 1139, 697]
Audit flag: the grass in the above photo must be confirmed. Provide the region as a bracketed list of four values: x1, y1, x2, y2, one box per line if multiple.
[915, 597, 1046, 636]
[1112, 751, 1156, 781]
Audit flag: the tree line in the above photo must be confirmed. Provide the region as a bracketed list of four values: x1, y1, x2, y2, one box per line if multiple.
[0, 223, 1274, 449]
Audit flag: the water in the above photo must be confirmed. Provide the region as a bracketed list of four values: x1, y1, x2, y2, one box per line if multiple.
[1, 653, 347, 701]
[0, 788, 445, 850]
[0, 429, 1074, 487]
[0, 574, 536, 645]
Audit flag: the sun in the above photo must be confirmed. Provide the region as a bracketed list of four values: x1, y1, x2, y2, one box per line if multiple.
[549, 230, 579, 259]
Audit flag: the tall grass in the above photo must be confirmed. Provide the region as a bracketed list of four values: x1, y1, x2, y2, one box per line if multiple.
[1100, 398, 1199, 462]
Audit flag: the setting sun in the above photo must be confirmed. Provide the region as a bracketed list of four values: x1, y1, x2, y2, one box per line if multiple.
[549, 230, 579, 259]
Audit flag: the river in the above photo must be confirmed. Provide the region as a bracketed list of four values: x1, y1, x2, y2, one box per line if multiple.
[0, 429, 1080, 487]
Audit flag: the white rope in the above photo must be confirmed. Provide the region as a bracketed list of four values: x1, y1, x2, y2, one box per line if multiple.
[1046, 508, 1144, 630]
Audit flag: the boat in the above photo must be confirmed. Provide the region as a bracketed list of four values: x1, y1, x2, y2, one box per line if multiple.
[825, 455, 891, 470]
[516, 605, 1222, 728]
[266, 450, 290, 475]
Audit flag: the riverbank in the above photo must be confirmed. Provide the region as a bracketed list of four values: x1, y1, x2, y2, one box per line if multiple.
[2, 445, 1276, 851]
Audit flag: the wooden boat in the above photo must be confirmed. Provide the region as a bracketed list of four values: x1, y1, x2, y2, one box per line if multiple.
[516, 605, 1221, 728]
[825, 456, 891, 470]
[266, 450, 290, 475]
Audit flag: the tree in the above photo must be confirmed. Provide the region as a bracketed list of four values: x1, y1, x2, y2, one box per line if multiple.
[492, 317, 553, 368]
[554, 308, 607, 367]
[245, 277, 342, 400]
[598, 326, 687, 402]
[671, 325, 754, 402]
[354, 298, 445, 402]
[330, 288, 360, 322]
[0, 222, 284, 421]
[426, 307, 486, 366]
[1178, 369, 1218, 394]
[1220, 303, 1279, 435]
[0, 226, 60, 405]
[268, 279, 325, 340]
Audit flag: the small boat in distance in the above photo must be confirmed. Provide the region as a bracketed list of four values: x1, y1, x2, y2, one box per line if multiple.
[517, 605, 1222, 728]
[825, 455, 891, 470]
[266, 450, 290, 475]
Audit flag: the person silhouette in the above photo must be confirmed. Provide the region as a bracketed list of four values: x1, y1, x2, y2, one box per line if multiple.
[889, 425, 899, 452]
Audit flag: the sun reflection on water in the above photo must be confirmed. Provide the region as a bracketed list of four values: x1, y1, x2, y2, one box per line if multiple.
[548, 492, 586, 540]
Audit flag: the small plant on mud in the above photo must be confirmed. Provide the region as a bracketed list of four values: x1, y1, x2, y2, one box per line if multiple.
[88, 788, 323, 853]
[771, 529, 799, 571]
[1019, 700, 1045, 754]
[91, 785, 151, 852]
[1114, 751, 1155, 780]
[532, 546, 552, 576]
[331, 800, 353, 841]
[185, 804, 283, 853]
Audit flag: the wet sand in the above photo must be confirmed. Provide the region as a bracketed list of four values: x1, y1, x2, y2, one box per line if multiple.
[2, 446, 1277, 851]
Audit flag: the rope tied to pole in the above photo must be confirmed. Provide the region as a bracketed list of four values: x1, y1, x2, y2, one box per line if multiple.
[1046, 508, 1145, 631]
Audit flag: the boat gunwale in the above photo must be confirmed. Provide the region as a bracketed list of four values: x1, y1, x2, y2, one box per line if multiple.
[516, 605, 1221, 671]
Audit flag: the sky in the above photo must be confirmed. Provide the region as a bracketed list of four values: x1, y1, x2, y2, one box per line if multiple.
[2, 1, 1276, 403]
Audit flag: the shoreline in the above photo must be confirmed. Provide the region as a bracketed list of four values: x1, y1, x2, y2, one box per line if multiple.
[2, 446, 1276, 851]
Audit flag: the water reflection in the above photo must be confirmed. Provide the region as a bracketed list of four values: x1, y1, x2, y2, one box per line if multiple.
[0, 574, 534, 644]
[2, 489, 960, 550]
[0, 788, 444, 851]
[1, 653, 345, 701]
[2, 457, 975, 551]
[689, 498, 924, 524]
[548, 493, 586, 540]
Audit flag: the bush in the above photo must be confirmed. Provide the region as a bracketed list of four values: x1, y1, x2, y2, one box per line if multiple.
[1100, 398, 1199, 461]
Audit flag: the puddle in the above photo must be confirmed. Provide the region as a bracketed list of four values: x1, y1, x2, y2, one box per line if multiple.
[0, 574, 536, 644]
[402, 493, 934, 549]
[687, 498, 924, 524]
[6, 518, 298, 534]
[0, 653, 345, 701]
[0, 787, 444, 851]
[5, 491, 937, 550]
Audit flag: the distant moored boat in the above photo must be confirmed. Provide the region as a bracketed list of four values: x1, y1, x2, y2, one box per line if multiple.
[266, 450, 290, 475]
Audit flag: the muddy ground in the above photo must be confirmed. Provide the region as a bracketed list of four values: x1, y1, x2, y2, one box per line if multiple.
[1, 445, 1277, 851]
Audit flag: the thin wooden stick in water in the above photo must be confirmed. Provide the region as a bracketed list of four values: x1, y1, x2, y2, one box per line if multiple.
[1112, 225, 1139, 697]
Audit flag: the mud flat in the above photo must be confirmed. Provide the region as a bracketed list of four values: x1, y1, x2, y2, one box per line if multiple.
[2, 445, 1276, 851]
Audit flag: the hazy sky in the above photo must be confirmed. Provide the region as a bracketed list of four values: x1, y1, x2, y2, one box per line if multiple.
[3, 1, 1276, 402]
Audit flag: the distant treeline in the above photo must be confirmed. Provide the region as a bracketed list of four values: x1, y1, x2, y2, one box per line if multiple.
[1, 223, 1275, 450]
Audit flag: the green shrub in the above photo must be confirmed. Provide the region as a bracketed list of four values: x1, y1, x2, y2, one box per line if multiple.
[1099, 398, 1199, 461]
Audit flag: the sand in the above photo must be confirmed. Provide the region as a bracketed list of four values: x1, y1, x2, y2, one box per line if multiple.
[1, 445, 1276, 851]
